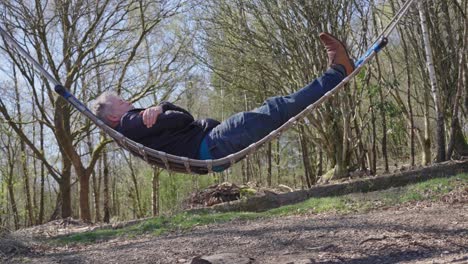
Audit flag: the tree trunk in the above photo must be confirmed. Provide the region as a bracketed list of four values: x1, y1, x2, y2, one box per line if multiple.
[275, 139, 281, 182]
[373, 0, 389, 173]
[7, 182, 20, 230]
[1, 125, 20, 230]
[20, 149, 34, 226]
[103, 150, 111, 223]
[0, 180, 5, 226]
[369, 92, 377, 175]
[377, 75, 389, 172]
[401, 36, 416, 167]
[267, 141, 272, 187]
[111, 177, 117, 218]
[419, 2, 446, 162]
[447, 19, 468, 158]
[13, 68, 34, 226]
[78, 169, 91, 222]
[242, 160, 247, 183]
[448, 120, 468, 157]
[32, 125, 39, 223]
[49, 191, 62, 221]
[340, 93, 352, 177]
[318, 148, 323, 177]
[38, 82, 46, 224]
[422, 50, 432, 165]
[39, 112, 45, 224]
[92, 169, 102, 222]
[128, 156, 143, 218]
[61, 159, 72, 218]
[327, 100, 348, 179]
[6, 164, 20, 230]
[55, 101, 92, 222]
[353, 113, 367, 171]
[299, 126, 313, 187]
[245, 158, 251, 183]
[152, 167, 161, 217]
[371, 13, 389, 172]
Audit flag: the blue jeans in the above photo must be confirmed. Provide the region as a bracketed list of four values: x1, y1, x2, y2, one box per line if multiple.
[199, 67, 345, 168]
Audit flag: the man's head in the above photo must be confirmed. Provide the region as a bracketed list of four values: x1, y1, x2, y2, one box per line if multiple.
[92, 91, 134, 127]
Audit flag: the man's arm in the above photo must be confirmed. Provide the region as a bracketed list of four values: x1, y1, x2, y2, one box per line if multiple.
[118, 109, 194, 141]
[159, 101, 194, 118]
[142, 102, 193, 128]
[141, 106, 163, 128]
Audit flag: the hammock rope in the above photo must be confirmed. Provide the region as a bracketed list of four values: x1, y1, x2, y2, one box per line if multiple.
[0, 0, 419, 174]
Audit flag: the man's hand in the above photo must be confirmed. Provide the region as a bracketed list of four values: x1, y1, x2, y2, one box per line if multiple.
[141, 106, 163, 128]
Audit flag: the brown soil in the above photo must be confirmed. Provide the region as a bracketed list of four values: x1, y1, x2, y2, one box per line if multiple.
[6, 189, 468, 264]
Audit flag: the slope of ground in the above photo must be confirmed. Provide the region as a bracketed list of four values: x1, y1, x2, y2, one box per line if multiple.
[5, 174, 467, 264]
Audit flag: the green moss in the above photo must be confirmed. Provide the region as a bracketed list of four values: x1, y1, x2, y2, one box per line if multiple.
[240, 187, 257, 198]
[321, 168, 335, 182]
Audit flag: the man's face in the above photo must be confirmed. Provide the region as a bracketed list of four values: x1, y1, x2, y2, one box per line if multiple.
[107, 95, 134, 122]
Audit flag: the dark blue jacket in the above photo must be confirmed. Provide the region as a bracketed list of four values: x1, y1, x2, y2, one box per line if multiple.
[116, 102, 220, 159]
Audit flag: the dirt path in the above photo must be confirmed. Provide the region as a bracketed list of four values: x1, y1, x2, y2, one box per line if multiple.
[11, 199, 467, 264]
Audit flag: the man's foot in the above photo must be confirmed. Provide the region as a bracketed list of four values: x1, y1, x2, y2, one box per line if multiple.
[319, 32, 355, 76]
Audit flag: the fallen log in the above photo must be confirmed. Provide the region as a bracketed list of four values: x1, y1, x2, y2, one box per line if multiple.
[192, 159, 468, 213]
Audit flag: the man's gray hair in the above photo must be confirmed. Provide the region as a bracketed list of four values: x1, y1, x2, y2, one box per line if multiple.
[92, 91, 117, 126]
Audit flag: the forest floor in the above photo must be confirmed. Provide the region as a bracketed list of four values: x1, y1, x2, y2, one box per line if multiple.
[3, 175, 468, 264]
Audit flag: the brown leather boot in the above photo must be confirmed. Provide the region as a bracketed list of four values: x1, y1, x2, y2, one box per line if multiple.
[319, 32, 354, 76]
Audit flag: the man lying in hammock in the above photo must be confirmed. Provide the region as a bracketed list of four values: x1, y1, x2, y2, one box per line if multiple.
[92, 33, 354, 164]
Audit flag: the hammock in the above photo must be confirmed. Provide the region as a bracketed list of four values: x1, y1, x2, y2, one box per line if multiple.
[0, 0, 418, 174]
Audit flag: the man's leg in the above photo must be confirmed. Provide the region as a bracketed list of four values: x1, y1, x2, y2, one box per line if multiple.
[202, 66, 345, 160]
[199, 33, 354, 164]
